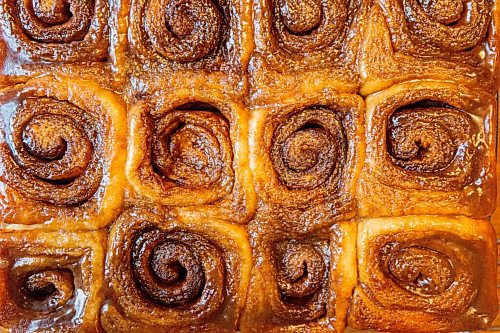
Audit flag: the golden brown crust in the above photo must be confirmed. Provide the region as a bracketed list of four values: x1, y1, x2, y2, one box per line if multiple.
[358, 81, 496, 218]
[0, 0, 109, 62]
[240, 218, 357, 332]
[100, 208, 252, 332]
[250, 88, 364, 233]
[0, 0, 114, 86]
[359, 2, 498, 95]
[126, 85, 256, 223]
[381, 0, 493, 58]
[249, 0, 369, 103]
[0, 230, 106, 332]
[348, 216, 498, 332]
[0, 75, 127, 230]
[0, 0, 498, 331]
[121, 0, 253, 97]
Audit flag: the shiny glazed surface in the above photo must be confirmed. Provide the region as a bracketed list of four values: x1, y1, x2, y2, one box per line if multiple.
[0, 0, 498, 332]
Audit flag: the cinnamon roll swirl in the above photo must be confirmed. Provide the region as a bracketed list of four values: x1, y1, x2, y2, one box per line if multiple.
[348, 216, 498, 332]
[125, 0, 252, 94]
[250, 90, 364, 232]
[0, 0, 109, 62]
[101, 208, 252, 332]
[384, 0, 492, 56]
[240, 219, 357, 332]
[250, 0, 368, 103]
[358, 81, 496, 218]
[359, 3, 496, 95]
[126, 87, 255, 223]
[0, 75, 127, 229]
[0, 230, 106, 332]
[131, 0, 225, 63]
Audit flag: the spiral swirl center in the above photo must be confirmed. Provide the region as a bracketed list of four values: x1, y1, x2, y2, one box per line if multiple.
[22, 117, 67, 162]
[20, 269, 74, 312]
[150, 241, 203, 290]
[165, 3, 195, 38]
[279, 0, 322, 34]
[16, 112, 91, 178]
[403, 0, 490, 51]
[270, 241, 328, 323]
[275, 243, 326, 301]
[132, 230, 207, 307]
[152, 110, 231, 189]
[419, 0, 463, 25]
[31, 0, 72, 25]
[387, 107, 458, 173]
[16, 0, 94, 43]
[271, 108, 345, 190]
[143, 0, 224, 62]
[272, 0, 347, 52]
[4, 97, 103, 205]
[283, 129, 323, 171]
[167, 125, 219, 176]
[386, 245, 455, 296]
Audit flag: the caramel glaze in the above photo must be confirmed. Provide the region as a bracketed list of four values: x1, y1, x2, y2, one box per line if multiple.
[126, 88, 256, 223]
[349, 217, 498, 332]
[0, 0, 498, 332]
[358, 81, 496, 218]
[359, 0, 498, 95]
[250, 0, 369, 103]
[0, 75, 127, 229]
[0, 0, 110, 86]
[240, 217, 357, 332]
[249, 89, 364, 233]
[100, 207, 252, 333]
[0, 231, 106, 332]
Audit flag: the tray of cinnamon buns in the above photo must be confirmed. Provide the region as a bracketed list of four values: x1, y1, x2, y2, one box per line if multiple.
[0, 0, 498, 331]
